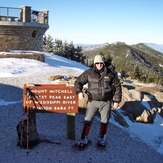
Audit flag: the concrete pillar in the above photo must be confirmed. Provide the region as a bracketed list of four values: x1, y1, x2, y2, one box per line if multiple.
[20, 6, 31, 22]
[39, 10, 49, 24]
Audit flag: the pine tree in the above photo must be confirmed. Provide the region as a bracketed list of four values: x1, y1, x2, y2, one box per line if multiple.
[53, 39, 64, 56]
[53, 39, 84, 63]
[67, 41, 75, 60]
[131, 65, 141, 80]
[43, 35, 54, 53]
[75, 46, 84, 63]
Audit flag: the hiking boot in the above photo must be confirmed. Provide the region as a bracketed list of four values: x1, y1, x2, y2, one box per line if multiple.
[96, 134, 106, 148]
[72, 137, 91, 151]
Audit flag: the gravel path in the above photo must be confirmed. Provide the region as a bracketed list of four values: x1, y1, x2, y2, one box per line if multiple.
[0, 71, 162, 163]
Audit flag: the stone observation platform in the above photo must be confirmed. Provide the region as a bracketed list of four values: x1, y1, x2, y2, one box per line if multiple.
[0, 6, 49, 51]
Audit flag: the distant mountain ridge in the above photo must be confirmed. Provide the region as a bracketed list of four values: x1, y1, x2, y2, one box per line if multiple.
[144, 43, 163, 53]
[81, 42, 163, 53]
[82, 42, 163, 84]
[82, 43, 109, 51]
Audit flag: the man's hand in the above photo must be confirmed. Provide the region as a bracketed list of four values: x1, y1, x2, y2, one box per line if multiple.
[78, 92, 84, 101]
[112, 102, 119, 109]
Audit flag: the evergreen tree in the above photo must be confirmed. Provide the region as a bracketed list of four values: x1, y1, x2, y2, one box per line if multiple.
[53, 39, 84, 63]
[75, 46, 85, 63]
[67, 41, 75, 60]
[140, 74, 147, 83]
[131, 65, 141, 80]
[43, 35, 54, 53]
[53, 39, 64, 56]
[43, 36, 85, 65]
[104, 52, 113, 67]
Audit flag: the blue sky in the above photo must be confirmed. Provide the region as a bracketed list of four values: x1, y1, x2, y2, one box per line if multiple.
[1, 0, 163, 44]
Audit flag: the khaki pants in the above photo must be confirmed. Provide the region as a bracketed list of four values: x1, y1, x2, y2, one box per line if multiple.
[85, 100, 111, 123]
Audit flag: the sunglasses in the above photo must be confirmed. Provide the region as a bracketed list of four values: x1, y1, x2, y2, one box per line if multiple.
[95, 62, 103, 65]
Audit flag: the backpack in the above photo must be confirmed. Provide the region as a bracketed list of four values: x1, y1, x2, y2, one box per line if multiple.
[17, 118, 40, 148]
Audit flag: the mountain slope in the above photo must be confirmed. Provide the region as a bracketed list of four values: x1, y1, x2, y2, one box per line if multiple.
[82, 42, 163, 84]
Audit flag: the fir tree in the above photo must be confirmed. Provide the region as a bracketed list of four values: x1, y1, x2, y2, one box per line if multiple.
[43, 35, 54, 53]
[131, 65, 141, 80]
[53, 39, 64, 56]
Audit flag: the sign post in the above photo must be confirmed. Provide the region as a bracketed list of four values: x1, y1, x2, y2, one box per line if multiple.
[23, 84, 78, 140]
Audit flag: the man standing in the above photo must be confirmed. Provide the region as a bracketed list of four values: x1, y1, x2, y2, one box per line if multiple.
[73, 55, 122, 150]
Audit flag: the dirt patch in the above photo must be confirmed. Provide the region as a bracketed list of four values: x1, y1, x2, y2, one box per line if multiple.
[136, 86, 162, 94]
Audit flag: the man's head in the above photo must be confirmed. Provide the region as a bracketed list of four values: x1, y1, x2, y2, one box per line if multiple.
[94, 55, 105, 70]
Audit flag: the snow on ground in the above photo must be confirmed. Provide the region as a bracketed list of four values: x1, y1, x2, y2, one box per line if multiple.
[110, 109, 163, 154]
[0, 51, 88, 77]
[0, 51, 162, 162]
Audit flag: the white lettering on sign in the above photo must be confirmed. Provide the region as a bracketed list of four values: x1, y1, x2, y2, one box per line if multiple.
[31, 89, 48, 93]
[37, 95, 47, 99]
[53, 106, 67, 110]
[63, 96, 75, 99]
[33, 106, 75, 111]
[26, 101, 32, 104]
[62, 101, 76, 104]
[34, 100, 61, 104]
[49, 95, 61, 99]
[44, 107, 52, 110]
[33, 106, 52, 110]
[49, 89, 73, 93]
[68, 106, 74, 110]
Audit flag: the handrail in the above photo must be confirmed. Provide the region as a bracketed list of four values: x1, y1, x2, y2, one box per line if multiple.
[0, 6, 20, 15]
[0, 6, 48, 24]
[0, 6, 20, 21]
[0, 6, 19, 9]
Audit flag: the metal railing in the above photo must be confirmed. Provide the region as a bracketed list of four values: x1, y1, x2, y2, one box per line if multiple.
[0, 7, 20, 21]
[0, 6, 48, 24]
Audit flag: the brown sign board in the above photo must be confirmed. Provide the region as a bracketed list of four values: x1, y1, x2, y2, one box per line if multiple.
[23, 84, 78, 113]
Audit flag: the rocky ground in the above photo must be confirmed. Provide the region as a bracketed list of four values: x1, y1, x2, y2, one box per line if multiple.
[123, 80, 163, 104]
[0, 72, 163, 163]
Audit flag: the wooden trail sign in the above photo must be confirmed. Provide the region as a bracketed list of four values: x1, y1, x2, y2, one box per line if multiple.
[22, 84, 78, 140]
[23, 84, 78, 113]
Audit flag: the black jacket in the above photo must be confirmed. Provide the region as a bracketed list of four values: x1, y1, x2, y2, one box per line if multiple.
[74, 66, 122, 103]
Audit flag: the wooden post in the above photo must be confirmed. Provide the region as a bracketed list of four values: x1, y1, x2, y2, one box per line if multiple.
[67, 113, 75, 140]
[26, 111, 36, 155]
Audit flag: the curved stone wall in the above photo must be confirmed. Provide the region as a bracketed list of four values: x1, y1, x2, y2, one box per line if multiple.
[0, 22, 49, 52]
